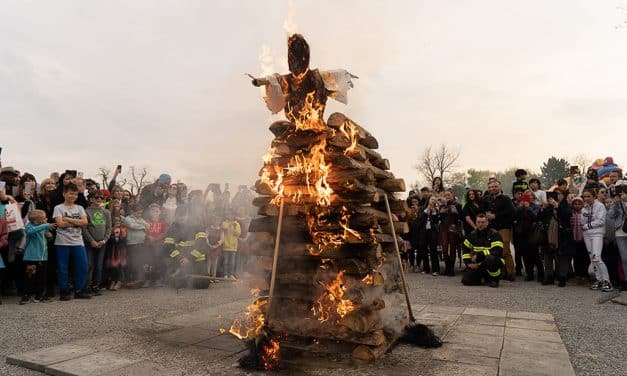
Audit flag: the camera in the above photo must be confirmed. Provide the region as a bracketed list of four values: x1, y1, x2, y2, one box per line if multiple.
[616, 185, 624, 195]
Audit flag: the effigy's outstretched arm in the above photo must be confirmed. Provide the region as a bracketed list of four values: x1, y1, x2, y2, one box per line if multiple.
[247, 73, 286, 114]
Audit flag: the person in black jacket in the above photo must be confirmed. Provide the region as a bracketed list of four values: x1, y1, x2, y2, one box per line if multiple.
[439, 189, 462, 276]
[482, 180, 516, 280]
[461, 214, 504, 287]
[416, 196, 441, 275]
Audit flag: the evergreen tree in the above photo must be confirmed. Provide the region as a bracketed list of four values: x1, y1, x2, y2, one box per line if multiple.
[540, 157, 570, 187]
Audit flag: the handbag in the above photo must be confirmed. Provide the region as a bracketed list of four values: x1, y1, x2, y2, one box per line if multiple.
[4, 203, 25, 233]
[547, 215, 559, 250]
[529, 222, 545, 245]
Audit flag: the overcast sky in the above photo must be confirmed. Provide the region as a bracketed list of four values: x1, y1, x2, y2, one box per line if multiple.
[1, 1, 627, 191]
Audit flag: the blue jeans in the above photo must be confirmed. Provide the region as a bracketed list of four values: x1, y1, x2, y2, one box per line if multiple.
[222, 251, 236, 277]
[87, 245, 106, 288]
[56, 245, 88, 294]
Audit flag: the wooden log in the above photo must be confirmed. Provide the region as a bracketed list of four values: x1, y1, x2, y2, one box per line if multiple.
[339, 309, 381, 334]
[326, 112, 379, 149]
[326, 145, 368, 162]
[371, 158, 390, 171]
[352, 341, 391, 361]
[270, 139, 296, 156]
[378, 178, 406, 193]
[258, 202, 310, 217]
[330, 155, 394, 181]
[248, 216, 307, 234]
[269, 320, 387, 346]
[252, 196, 274, 207]
[336, 258, 370, 275]
[285, 130, 326, 148]
[353, 206, 389, 224]
[254, 231, 275, 245]
[269, 120, 295, 137]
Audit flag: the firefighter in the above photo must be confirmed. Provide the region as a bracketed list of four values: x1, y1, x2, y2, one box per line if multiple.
[162, 205, 209, 289]
[461, 213, 504, 288]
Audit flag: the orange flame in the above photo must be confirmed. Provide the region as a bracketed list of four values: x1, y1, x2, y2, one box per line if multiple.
[312, 270, 356, 322]
[228, 289, 267, 340]
[340, 120, 360, 155]
[361, 274, 374, 285]
[261, 337, 281, 370]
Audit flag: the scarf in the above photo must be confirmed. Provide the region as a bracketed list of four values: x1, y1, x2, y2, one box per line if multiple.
[571, 210, 583, 241]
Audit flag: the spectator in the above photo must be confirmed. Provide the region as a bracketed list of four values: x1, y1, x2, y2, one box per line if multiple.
[53, 183, 90, 300]
[139, 173, 170, 208]
[124, 203, 150, 288]
[581, 189, 612, 292]
[206, 215, 223, 280]
[607, 182, 627, 291]
[105, 223, 126, 291]
[461, 213, 504, 288]
[461, 189, 481, 237]
[82, 192, 112, 295]
[529, 178, 546, 207]
[512, 169, 529, 197]
[417, 196, 440, 276]
[222, 209, 241, 280]
[36, 178, 58, 297]
[162, 184, 179, 225]
[513, 190, 539, 280]
[0, 214, 8, 304]
[482, 180, 516, 281]
[21, 210, 55, 304]
[432, 177, 444, 196]
[438, 189, 461, 277]
[145, 204, 168, 286]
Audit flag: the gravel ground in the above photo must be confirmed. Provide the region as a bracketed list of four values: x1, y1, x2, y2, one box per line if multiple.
[1, 272, 624, 376]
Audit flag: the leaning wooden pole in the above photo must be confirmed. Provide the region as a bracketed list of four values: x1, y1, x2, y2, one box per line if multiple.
[267, 197, 286, 317]
[383, 194, 416, 322]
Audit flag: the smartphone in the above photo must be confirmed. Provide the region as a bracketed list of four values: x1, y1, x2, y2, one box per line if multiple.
[24, 181, 35, 195]
[117, 165, 122, 173]
[521, 194, 532, 203]
[546, 192, 559, 201]
[0, 181, 5, 192]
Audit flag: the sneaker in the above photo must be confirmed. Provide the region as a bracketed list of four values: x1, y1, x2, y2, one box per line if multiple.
[19, 296, 30, 305]
[488, 280, 499, 288]
[74, 291, 92, 299]
[92, 287, 102, 296]
[601, 281, 613, 292]
[229, 275, 238, 281]
[590, 281, 601, 290]
[114, 281, 123, 290]
[38, 296, 52, 303]
[60, 294, 72, 301]
[432, 272, 440, 276]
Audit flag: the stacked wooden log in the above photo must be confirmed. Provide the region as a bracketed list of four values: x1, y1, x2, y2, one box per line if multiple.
[249, 112, 410, 361]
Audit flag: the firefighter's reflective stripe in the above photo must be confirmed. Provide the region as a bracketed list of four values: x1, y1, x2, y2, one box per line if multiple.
[474, 246, 491, 256]
[462, 253, 472, 260]
[177, 240, 194, 247]
[488, 268, 502, 277]
[195, 255, 206, 262]
[195, 232, 207, 240]
[190, 249, 203, 259]
[170, 250, 181, 258]
[463, 239, 472, 248]
[164, 237, 175, 245]
[491, 241, 504, 249]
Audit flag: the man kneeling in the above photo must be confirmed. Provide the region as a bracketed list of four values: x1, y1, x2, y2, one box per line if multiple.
[461, 213, 504, 288]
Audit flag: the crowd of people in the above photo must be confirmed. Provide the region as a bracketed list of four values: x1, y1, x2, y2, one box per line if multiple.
[403, 169, 627, 291]
[0, 165, 256, 304]
[2, 162, 627, 306]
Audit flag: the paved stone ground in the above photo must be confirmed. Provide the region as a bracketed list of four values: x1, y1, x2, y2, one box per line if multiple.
[1, 272, 625, 375]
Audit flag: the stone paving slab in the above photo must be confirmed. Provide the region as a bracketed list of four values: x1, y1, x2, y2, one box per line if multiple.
[458, 314, 506, 326]
[450, 323, 505, 337]
[414, 312, 461, 325]
[443, 331, 503, 354]
[463, 307, 507, 317]
[505, 318, 558, 332]
[425, 359, 498, 376]
[502, 337, 569, 358]
[44, 351, 140, 376]
[499, 352, 575, 376]
[504, 327, 563, 343]
[6, 344, 98, 372]
[506, 311, 555, 321]
[429, 342, 500, 367]
[423, 304, 466, 314]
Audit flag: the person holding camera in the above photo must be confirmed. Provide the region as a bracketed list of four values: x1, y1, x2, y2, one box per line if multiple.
[439, 189, 462, 277]
[581, 188, 612, 292]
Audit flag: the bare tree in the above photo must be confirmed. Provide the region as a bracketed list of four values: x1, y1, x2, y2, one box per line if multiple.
[415, 144, 461, 185]
[96, 167, 111, 188]
[571, 153, 592, 171]
[128, 166, 150, 196]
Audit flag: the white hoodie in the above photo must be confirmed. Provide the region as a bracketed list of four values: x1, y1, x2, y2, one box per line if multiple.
[581, 200, 606, 237]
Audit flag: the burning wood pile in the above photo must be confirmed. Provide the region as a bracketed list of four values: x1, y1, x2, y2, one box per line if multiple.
[229, 33, 412, 369]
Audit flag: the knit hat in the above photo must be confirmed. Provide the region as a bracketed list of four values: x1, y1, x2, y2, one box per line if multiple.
[571, 197, 583, 204]
[158, 173, 171, 183]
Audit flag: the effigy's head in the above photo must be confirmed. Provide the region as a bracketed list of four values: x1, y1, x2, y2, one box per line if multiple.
[288, 34, 310, 75]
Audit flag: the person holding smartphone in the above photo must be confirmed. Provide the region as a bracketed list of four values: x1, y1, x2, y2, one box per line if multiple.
[581, 188, 612, 292]
[607, 183, 627, 291]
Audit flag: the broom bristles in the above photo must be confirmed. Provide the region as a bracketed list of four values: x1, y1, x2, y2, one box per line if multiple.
[400, 323, 443, 348]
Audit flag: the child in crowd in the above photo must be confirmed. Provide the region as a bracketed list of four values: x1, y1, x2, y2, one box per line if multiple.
[206, 215, 223, 280]
[145, 204, 167, 285]
[105, 223, 126, 290]
[53, 183, 90, 300]
[124, 204, 150, 288]
[83, 192, 111, 295]
[221, 210, 241, 280]
[21, 210, 56, 304]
